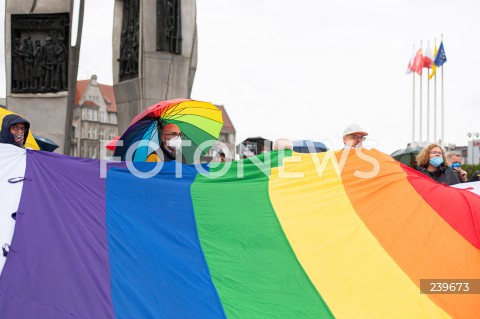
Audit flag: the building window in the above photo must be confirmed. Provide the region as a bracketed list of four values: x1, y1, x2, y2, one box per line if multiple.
[109, 130, 115, 140]
[109, 113, 117, 124]
[93, 127, 97, 139]
[71, 126, 76, 138]
[99, 129, 105, 140]
[93, 110, 98, 121]
[87, 127, 91, 139]
[100, 111, 105, 122]
[88, 109, 93, 121]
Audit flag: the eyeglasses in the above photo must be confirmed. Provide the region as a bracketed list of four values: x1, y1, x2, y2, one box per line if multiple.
[348, 135, 366, 141]
[11, 124, 26, 133]
[429, 151, 443, 155]
[163, 132, 184, 138]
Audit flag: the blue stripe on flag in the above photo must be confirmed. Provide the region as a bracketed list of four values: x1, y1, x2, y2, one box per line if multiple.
[106, 162, 226, 319]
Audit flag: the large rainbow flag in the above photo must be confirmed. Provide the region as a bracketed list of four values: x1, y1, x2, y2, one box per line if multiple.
[0, 143, 479, 318]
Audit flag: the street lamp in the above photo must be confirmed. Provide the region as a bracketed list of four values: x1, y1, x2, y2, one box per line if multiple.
[467, 132, 480, 164]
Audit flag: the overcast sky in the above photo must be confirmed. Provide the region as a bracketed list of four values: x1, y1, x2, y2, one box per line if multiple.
[1, 0, 480, 154]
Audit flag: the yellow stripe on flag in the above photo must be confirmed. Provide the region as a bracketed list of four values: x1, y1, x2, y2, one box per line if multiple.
[269, 152, 449, 319]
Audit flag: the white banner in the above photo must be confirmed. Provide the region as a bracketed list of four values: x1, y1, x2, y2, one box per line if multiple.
[451, 181, 480, 196]
[0, 144, 26, 274]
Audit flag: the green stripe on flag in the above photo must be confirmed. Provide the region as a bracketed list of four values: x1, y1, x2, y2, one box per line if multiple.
[191, 152, 333, 318]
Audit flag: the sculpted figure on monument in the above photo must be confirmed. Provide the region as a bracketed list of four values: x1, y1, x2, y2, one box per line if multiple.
[156, 0, 181, 54]
[54, 36, 68, 91]
[126, 26, 139, 75]
[132, 22, 139, 72]
[119, 0, 139, 81]
[120, 26, 133, 76]
[12, 38, 25, 92]
[166, 0, 175, 37]
[11, 14, 70, 93]
[22, 37, 34, 90]
[120, 24, 139, 79]
[33, 39, 44, 89]
[42, 36, 56, 90]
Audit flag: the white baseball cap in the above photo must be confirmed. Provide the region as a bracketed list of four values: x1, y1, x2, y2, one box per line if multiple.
[343, 124, 368, 137]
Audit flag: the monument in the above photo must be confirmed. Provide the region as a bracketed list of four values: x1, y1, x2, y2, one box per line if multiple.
[5, 0, 84, 154]
[113, 0, 198, 132]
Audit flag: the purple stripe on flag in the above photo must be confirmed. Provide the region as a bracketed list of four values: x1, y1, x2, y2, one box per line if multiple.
[0, 151, 114, 319]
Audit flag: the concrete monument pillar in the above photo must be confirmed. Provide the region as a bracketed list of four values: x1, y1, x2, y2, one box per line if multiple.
[5, 0, 84, 154]
[113, 0, 198, 133]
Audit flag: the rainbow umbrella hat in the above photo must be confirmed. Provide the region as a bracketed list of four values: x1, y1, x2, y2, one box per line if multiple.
[113, 99, 223, 163]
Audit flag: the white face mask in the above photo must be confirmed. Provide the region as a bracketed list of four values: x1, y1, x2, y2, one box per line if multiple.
[167, 136, 182, 150]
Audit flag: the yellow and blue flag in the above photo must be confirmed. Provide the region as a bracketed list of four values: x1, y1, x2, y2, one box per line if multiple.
[429, 44, 438, 79]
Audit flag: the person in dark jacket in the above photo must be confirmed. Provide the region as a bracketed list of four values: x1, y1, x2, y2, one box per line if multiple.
[415, 143, 460, 186]
[446, 151, 468, 182]
[0, 114, 31, 148]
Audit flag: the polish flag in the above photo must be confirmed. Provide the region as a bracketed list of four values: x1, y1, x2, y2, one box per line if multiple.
[423, 43, 434, 69]
[413, 49, 424, 75]
[406, 48, 416, 74]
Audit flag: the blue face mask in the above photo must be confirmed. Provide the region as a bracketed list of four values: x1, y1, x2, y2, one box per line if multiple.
[450, 162, 461, 170]
[429, 156, 444, 167]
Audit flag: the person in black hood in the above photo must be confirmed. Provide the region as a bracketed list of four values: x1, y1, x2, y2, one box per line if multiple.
[0, 114, 31, 148]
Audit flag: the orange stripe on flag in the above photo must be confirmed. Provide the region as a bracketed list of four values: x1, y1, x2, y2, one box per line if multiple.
[339, 150, 480, 319]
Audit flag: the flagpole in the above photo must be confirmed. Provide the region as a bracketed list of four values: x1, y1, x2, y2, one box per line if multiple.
[441, 35, 445, 147]
[441, 59, 445, 147]
[412, 44, 415, 143]
[419, 41, 423, 144]
[434, 39, 437, 144]
[427, 41, 430, 143]
[412, 71, 416, 143]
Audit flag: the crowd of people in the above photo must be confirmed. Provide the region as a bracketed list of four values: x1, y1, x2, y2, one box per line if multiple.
[335, 124, 479, 186]
[413, 143, 480, 185]
[339, 124, 480, 186]
[1, 114, 479, 186]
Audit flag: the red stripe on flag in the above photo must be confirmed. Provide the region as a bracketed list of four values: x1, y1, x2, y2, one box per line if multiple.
[402, 165, 480, 249]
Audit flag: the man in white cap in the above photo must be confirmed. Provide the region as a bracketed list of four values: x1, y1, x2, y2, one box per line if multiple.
[343, 124, 368, 149]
